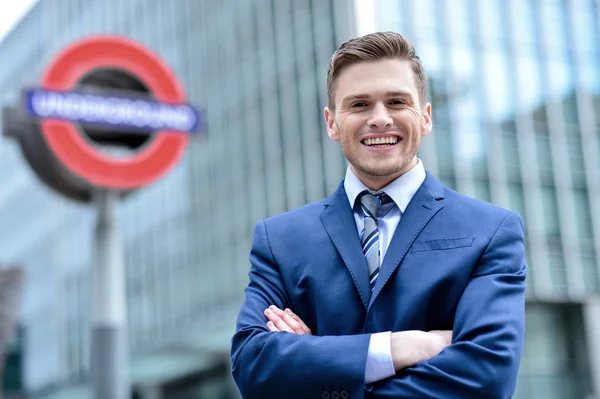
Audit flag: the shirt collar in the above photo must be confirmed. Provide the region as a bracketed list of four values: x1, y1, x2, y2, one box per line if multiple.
[344, 159, 426, 213]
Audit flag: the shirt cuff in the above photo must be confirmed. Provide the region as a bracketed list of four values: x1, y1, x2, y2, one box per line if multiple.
[365, 331, 396, 385]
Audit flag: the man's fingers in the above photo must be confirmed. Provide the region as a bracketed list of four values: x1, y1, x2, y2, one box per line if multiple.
[285, 308, 312, 335]
[264, 308, 294, 333]
[266, 321, 280, 332]
[273, 306, 306, 335]
[264, 306, 309, 335]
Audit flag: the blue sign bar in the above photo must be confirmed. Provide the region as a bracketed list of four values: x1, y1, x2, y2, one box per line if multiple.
[23, 88, 203, 134]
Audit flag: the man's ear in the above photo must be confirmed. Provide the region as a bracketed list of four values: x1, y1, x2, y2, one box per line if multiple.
[421, 103, 432, 138]
[324, 107, 340, 142]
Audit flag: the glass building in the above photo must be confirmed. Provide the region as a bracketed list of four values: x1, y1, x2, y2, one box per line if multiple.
[0, 0, 599, 398]
[366, 0, 600, 398]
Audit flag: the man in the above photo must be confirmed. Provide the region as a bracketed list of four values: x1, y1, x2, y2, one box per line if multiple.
[231, 31, 527, 399]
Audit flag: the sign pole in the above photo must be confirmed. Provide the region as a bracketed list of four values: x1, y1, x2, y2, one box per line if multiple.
[91, 189, 129, 399]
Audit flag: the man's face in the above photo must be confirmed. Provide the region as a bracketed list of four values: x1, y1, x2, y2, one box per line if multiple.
[324, 59, 432, 190]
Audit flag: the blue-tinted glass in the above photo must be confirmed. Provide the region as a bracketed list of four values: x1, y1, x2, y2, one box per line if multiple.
[573, 189, 593, 240]
[483, 50, 513, 121]
[546, 60, 574, 101]
[538, 0, 569, 58]
[410, 0, 437, 41]
[503, 129, 521, 181]
[507, 183, 526, 224]
[534, 123, 554, 180]
[515, 56, 545, 115]
[508, 0, 536, 55]
[566, 126, 586, 185]
[569, 0, 599, 55]
[443, 0, 470, 43]
[419, 41, 443, 76]
[541, 185, 560, 237]
[476, 0, 504, 49]
[579, 62, 600, 95]
[375, 0, 404, 32]
[473, 180, 491, 203]
[549, 250, 568, 293]
[582, 253, 600, 293]
[450, 47, 486, 162]
[516, 305, 582, 398]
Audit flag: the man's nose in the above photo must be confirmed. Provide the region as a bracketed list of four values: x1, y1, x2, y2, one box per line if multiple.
[367, 103, 393, 129]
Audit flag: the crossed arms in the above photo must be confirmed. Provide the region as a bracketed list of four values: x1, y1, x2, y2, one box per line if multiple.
[231, 212, 527, 399]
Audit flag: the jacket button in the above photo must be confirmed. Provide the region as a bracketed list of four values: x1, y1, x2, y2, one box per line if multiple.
[322, 392, 331, 399]
[341, 390, 349, 399]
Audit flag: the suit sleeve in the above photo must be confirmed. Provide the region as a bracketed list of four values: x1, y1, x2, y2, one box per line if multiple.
[231, 220, 372, 399]
[367, 211, 527, 399]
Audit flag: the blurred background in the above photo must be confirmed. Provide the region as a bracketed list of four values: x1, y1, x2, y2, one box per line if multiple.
[0, 0, 599, 398]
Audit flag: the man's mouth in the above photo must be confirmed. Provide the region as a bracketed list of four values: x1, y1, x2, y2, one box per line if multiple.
[361, 136, 400, 147]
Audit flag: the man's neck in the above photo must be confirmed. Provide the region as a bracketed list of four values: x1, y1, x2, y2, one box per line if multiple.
[351, 158, 418, 191]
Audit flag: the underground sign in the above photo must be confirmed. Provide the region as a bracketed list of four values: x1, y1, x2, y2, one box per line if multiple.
[22, 35, 202, 189]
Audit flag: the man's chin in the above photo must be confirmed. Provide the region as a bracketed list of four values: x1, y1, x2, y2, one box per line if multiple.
[355, 165, 406, 179]
[360, 157, 417, 176]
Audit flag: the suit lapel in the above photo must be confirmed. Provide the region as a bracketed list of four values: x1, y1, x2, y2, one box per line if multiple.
[368, 173, 446, 309]
[320, 182, 371, 309]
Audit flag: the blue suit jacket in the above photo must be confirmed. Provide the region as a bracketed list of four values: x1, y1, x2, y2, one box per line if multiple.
[231, 173, 527, 399]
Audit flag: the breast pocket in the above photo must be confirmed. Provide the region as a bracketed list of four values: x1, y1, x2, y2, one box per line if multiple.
[411, 237, 474, 253]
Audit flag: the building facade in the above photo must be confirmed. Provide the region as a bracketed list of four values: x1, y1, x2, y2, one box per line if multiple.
[0, 0, 599, 398]
[366, 0, 600, 398]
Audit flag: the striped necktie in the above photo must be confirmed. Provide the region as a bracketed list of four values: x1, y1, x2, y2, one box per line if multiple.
[359, 191, 391, 291]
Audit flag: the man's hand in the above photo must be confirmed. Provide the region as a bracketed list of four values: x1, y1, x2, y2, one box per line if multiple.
[264, 305, 312, 335]
[391, 330, 452, 371]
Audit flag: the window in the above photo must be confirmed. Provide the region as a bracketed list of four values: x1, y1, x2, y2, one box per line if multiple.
[534, 123, 554, 180]
[507, 183, 527, 225]
[515, 304, 591, 399]
[483, 50, 513, 121]
[472, 180, 491, 203]
[508, 0, 537, 56]
[409, 0, 437, 42]
[502, 124, 521, 181]
[540, 185, 561, 238]
[581, 252, 600, 294]
[566, 129, 586, 187]
[573, 189, 593, 240]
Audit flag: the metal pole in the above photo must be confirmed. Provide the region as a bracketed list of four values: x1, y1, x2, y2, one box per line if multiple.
[91, 189, 129, 399]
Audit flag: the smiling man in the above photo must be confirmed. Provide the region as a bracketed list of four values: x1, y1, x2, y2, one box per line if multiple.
[231, 32, 527, 399]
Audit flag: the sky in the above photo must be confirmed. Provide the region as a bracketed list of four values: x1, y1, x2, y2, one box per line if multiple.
[0, 0, 39, 44]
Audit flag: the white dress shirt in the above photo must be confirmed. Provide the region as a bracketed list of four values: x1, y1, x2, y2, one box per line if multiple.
[343, 159, 426, 385]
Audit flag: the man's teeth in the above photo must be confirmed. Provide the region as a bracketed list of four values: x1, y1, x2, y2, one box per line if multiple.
[363, 137, 399, 146]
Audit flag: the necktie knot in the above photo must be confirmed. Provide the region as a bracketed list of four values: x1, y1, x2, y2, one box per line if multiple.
[359, 191, 389, 220]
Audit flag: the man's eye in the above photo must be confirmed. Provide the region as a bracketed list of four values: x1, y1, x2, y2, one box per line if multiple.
[351, 102, 368, 108]
[390, 99, 406, 105]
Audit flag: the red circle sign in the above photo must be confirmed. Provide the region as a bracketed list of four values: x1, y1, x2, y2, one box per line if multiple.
[40, 36, 189, 189]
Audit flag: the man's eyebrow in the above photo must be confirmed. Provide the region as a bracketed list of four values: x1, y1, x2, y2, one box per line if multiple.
[341, 91, 414, 103]
[341, 93, 371, 103]
[384, 90, 413, 97]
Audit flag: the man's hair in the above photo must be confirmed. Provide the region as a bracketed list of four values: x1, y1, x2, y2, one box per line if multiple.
[326, 31, 427, 110]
